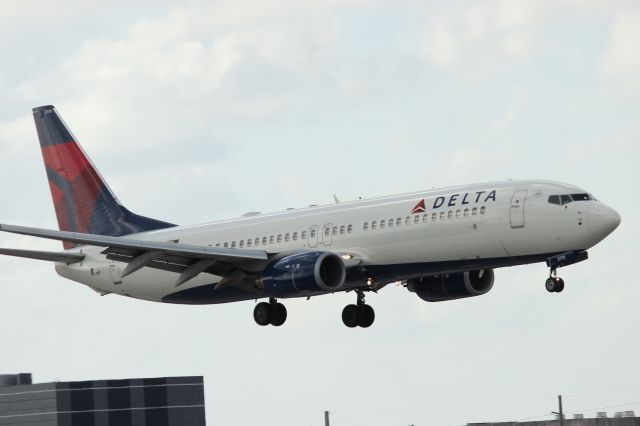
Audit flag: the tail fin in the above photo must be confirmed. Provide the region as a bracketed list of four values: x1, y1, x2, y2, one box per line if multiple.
[32, 105, 176, 248]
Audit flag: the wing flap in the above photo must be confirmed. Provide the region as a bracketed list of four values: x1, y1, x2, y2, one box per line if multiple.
[0, 248, 84, 264]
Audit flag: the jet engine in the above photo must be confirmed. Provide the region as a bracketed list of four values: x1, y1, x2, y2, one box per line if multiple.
[407, 269, 494, 302]
[258, 251, 346, 297]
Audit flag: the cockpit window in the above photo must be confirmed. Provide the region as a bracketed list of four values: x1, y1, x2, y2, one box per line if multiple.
[570, 193, 593, 201]
[549, 193, 595, 206]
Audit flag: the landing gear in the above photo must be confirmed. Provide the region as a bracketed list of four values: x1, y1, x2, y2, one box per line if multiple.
[342, 290, 375, 328]
[545, 268, 565, 293]
[253, 298, 287, 326]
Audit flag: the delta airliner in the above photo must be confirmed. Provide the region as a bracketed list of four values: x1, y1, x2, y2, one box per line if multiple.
[0, 106, 621, 327]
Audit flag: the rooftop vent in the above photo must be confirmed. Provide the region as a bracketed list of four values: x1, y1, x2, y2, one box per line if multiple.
[573, 414, 584, 419]
[624, 411, 635, 417]
[0, 373, 32, 387]
[597, 412, 608, 418]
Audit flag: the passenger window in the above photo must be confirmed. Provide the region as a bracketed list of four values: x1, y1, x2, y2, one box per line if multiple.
[215, 243, 220, 247]
[464, 208, 469, 217]
[269, 236, 274, 244]
[231, 241, 236, 248]
[285, 233, 290, 242]
[224, 242, 228, 247]
[372, 221, 377, 230]
[325, 228, 330, 236]
[561, 195, 572, 205]
[347, 224, 353, 233]
[333, 226, 338, 235]
[310, 229, 316, 238]
[480, 206, 486, 215]
[380, 220, 386, 229]
[456, 210, 461, 218]
[239, 240, 244, 248]
[247, 239, 252, 247]
[415, 215, 420, 224]
[262, 237, 267, 245]
[388, 219, 394, 228]
[432, 213, 437, 221]
[422, 214, 428, 223]
[447, 211, 453, 219]
[340, 225, 345, 234]
[440, 212, 445, 220]
[276, 234, 281, 243]
[472, 207, 477, 216]
[293, 232, 298, 241]
[548, 195, 560, 205]
[396, 218, 402, 226]
[363, 222, 369, 231]
[406, 216, 411, 225]
[302, 231, 307, 239]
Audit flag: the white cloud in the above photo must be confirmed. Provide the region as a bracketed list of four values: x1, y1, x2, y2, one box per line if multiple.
[492, 85, 527, 131]
[601, 10, 640, 95]
[419, 15, 460, 66]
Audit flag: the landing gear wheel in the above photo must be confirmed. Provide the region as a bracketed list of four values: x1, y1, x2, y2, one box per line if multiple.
[253, 302, 273, 326]
[545, 277, 565, 293]
[545, 277, 556, 293]
[357, 304, 375, 328]
[342, 304, 359, 328]
[270, 303, 287, 326]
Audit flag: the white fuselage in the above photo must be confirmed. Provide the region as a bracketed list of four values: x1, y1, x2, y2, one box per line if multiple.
[55, 180, 620, 304]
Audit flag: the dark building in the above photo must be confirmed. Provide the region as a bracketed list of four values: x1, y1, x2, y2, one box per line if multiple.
[468, 413, 640, 426]
[0, 373, 205, 426]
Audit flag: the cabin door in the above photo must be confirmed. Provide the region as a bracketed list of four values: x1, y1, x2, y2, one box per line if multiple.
[510, 190, 527, 228]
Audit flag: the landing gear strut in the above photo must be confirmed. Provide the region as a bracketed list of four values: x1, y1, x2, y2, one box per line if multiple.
[253, 298, 287, 326]
[545, 268, 565, 293]
[342, 290, 375, 328]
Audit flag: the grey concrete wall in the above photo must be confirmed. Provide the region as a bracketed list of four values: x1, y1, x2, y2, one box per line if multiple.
[0, 383, 58, 426]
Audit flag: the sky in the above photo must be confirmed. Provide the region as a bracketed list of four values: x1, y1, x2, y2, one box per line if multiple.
[0, 1, 639, 425]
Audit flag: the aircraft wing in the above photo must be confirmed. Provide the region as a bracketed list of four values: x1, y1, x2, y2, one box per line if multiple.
[0, 248, 85, 264]
[0, 224, 270, 287]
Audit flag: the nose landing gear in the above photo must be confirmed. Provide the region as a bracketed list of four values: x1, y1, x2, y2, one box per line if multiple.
[253, 297, 287, 326]
[545, 268, 565, 293]
[342, 290, 375, 328]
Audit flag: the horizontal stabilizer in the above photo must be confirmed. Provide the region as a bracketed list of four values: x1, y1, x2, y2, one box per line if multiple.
[0, 248, 84, 264]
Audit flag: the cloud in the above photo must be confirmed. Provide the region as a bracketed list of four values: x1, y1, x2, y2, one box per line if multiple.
[418, 15, 461, 66]
[601, 9, 640, 95]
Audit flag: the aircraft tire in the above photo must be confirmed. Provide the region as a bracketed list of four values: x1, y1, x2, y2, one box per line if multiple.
[270, 303, 287, 326]
[357, 304, 375, 328]
[554, 278, 565, 293]
[254, 302, 273, 326]
[342, 304, 359, 328]
[545, 277, 557, 293]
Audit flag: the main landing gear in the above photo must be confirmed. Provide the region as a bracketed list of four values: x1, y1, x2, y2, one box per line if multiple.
[545, 268, 565, 293]
[342, 290, 375, 328]
[253, 298, 287, 326]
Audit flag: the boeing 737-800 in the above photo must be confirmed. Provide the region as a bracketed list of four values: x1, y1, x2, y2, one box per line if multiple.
[0, 106, 621, 327]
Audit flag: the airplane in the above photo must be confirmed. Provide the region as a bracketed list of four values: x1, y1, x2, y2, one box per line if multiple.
[0, 105, 621, 328]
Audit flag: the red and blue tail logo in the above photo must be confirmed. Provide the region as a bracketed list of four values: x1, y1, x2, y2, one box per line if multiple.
[33, 106, 175, 248]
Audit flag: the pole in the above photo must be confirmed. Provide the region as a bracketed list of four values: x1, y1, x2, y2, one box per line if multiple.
[324, 411, 330, 426]
[558, 395, 564, 426]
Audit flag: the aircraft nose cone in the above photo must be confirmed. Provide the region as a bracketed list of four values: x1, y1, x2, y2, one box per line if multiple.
[588, 203, 621, 242]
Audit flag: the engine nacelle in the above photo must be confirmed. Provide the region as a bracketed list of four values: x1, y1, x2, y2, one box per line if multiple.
[258, 251, 346, 297]
[407, 269, 494, 302]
